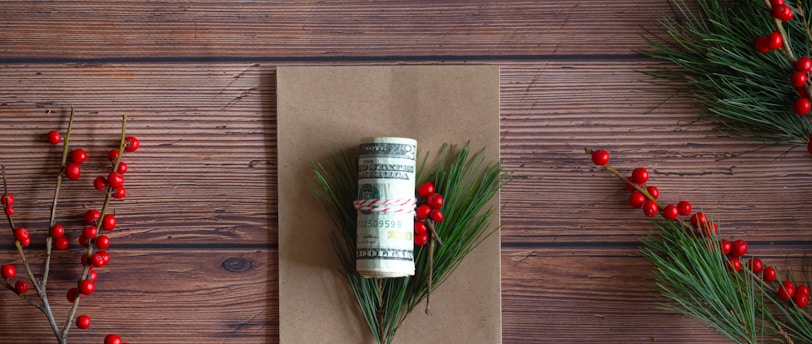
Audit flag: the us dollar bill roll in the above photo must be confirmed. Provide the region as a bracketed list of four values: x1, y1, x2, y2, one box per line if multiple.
[355, 137, 417, 278]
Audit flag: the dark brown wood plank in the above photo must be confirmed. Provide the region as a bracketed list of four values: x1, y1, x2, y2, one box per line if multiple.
[0, 248, 275, 343]
[0, 1, 668, 60]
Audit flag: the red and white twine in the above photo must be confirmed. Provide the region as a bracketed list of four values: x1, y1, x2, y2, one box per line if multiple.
[353, 198, 416, 215]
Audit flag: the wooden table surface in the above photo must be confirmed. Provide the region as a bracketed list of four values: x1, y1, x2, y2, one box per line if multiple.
[1, 1, 809, 343]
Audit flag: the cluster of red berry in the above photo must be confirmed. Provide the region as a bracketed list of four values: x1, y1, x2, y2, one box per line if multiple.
[752, 1, 812, 116]
[1, 192, 14, 217]
[0, 263, 28, 294]
[413, 181, 444, 246]
[3, 122, 137, 343]
[590, 149, 809, 309]
[754, 0, 793, 53]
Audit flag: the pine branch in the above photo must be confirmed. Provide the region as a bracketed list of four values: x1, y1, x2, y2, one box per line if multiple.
[311, 143, 509, 344]
[644, 0, 812, 147]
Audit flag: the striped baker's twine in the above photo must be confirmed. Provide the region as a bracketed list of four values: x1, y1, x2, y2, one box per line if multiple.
[353, 198, 416, 215]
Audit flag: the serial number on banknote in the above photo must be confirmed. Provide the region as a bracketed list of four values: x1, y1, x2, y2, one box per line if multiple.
[359, 219, 403, 229]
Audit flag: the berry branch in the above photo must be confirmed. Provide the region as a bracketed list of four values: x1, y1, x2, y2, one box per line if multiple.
[0, 109, 137, 344]
[585, 147, 812, 343]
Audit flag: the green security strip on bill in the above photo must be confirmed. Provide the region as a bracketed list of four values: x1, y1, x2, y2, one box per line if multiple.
[356, 137, 417, 278]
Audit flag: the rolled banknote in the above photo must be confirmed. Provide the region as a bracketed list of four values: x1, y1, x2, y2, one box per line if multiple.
[355, 137, 417, 278]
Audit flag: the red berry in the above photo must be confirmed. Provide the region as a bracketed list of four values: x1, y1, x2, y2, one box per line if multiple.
[124, 136, 140, 152]
[796, 284, 811, 298]
[79, 280, 95, 295]
[14, 227, 30, 246]
[773, 4, 794, 22]
[690, 212, 708, 228]
[591, 149, 610, 166]
[69, 149, 87, 164]
[65, 163, 81, 180]
[96, 235, 111, 249]
[748, 257, 764, 273]
[102, 214, 116, 231]
[94, 176, 109, 191]
[99, 251, 111, 264]
[1, 193, 14, 207]
[87, 269, 98, 283]
[720, 239, 732, 256]
[642, 200, 658, 217]
[91, 251, 110, 267]
[628, 191, 646, 208]
[3, 206, 13, 216]
[107, 172, 124, 188]
[755, 35, 770, 53]
[116, 161, 128, 174]
[14, 280, 29, 294]
[76, 315, 91, 329]
[84, 209, 101, 225]
[730, 239, 748, 257]
[78, 234, 90, 248]
[417, 181, 435, 199]
[796, 56, 812, 72]
[794, 97, 811, 115]
[727, 257, 742, 273]
[646, 186, 659, 199]
[414, 221, 427, 236]
[47, 130, 62, 144]
[0, 264, 16, 279]
[112, 187, 127, 199]
[764, 266, 778, 282]
[767, 31, 783, 50]
[791, 71, 808, 87]
[107, 149, 120, 162]
[662, 204, 679, 220]
[82, 225, 98, 239]
[794, 292, 809, 308]
[67, 287, 81, 303]
[50, 224, 65, 238]
[630, 167, 649, 185]
[426, 193, 444, 209]
[105, 334, 123, 344]
[771, 0, 785, 5]
[430, 208, 444, 222]
[54, 236, 70, 250]
[779, 280, 796, 301]
[677, 201, 692, 216]
[415, 204, 431, 220]
[414, 232, 429, 246]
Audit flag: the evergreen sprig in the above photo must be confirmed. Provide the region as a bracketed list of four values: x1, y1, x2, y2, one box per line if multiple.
[587, 148, 812, 343]
[311, 143, 509, 344]
[644, 0, 812, 148]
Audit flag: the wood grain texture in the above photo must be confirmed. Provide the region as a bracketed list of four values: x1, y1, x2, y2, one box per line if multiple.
[0, 1, 666, 60]
[0, 1, 810, 343]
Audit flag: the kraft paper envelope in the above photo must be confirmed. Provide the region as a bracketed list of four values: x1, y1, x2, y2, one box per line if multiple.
[277, 65, 501, 344]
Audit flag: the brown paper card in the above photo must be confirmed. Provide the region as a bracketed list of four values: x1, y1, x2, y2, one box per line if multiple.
[277, 65, 501, 344]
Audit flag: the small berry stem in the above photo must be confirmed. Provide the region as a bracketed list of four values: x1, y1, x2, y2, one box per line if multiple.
[583, 148, 661, 207]
[425, 233, 434, 316]
[1, 165, 62, 342]
[425, 220, 443, 246]
[44, 107, 75, 287]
